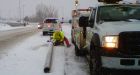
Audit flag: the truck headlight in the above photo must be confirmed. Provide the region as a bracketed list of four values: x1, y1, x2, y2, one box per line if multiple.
[103, 36, 118, 48]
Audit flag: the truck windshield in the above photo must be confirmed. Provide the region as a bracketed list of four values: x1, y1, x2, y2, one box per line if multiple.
[98, 5, 140, 22]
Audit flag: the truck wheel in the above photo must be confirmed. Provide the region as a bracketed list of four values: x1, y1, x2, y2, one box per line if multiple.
[43, 32, 46, 36]
[90, 57, 102, 75]
[43, 32, 48, 36]
[90, 44, 102, 75]
[75, 45, 81, 56]
[71, 37, 74, 44]
[89, 58, 93, 75]
[71, 30, 74, 44]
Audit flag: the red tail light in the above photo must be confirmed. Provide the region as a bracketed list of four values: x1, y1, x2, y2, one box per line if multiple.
[47, 24, 51, 28]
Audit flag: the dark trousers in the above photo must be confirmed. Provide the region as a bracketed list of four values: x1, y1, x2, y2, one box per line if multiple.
[53, 37, 70, 46]
[53, 40, 63, 46]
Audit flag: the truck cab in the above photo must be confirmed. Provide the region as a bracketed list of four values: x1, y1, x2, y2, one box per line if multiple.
[79, 3, 140, 75]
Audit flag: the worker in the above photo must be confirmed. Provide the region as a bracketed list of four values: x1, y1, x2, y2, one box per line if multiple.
[52, 29, 71, 47]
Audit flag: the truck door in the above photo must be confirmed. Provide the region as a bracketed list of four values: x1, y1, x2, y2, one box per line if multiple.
[86, 9, 96, 50]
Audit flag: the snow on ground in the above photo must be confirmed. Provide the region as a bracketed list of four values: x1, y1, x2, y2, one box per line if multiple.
[64, 45, 89, 75]
[51, 46, 65, 75]
[0, 23, 24, 31]
[0, 23, 89, 75]
[0, 22, 37, 31]
[0, 32, 50, 75]
[62, 24, 89, 75]
[0, 26, 66, 75]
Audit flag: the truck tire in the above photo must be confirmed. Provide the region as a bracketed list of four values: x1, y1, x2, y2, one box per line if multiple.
[43, 32, 46, 36]
[43, 32, 48, 36]
[75, 45, 81, 56]
[71, 30, 74, 44]
[90, 43, 102, 75]
[90, 43, 109, 75]
[71, 37, 74, 44]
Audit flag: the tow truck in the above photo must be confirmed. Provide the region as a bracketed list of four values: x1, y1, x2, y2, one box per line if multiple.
[71, 8, 91, 56]
[75, 0, 140, 75]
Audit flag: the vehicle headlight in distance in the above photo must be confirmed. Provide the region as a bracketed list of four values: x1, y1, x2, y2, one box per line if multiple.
[38, 25, 41, 27]
[103, 36, 118, 48]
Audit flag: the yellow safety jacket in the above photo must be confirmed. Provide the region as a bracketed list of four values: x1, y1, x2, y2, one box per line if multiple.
[52, 31, 64, 42]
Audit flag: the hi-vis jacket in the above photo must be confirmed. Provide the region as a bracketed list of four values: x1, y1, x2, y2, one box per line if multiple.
[52, 31, 64, 42]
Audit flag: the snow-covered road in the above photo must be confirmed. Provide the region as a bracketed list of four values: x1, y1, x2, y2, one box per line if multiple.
[63, 24, 89, 75]
[0, 23, 89, 75]
[0, 31, 48, 75]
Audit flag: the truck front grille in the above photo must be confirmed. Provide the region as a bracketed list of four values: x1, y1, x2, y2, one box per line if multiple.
[119, 31, 140, 55]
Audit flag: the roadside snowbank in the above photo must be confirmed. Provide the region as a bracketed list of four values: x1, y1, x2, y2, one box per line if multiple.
[0, 23, 23, 31]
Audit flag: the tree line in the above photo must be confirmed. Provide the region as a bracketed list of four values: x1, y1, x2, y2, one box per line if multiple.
[24, 4, 58, 22]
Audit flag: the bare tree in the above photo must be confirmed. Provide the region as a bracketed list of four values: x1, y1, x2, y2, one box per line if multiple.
[47, 6, 58, 18]
[35, 4, 58, 22]
[23, 16, 29, 21]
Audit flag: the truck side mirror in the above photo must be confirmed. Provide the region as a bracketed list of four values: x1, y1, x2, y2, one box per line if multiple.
[89, 19, 94, 28]
[79, 16, 89, 27]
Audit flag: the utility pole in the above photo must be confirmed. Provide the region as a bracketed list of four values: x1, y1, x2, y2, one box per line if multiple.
[19, 0, 21, 22]
[22, 4, 25, 23]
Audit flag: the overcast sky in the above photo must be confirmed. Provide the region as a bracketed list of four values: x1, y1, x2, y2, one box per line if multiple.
[0, 0, 98, 19]
[0, 0, 138, 19]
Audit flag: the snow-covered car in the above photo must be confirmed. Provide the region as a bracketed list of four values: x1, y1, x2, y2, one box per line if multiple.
[42, 18, 61, 36]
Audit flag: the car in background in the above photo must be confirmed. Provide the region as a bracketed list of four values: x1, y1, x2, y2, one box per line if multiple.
[42, 18, 61, 36]
[38, 22, 43, 29]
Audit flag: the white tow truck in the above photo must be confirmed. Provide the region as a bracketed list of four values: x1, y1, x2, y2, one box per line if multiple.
[77, 0, 140, 75]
